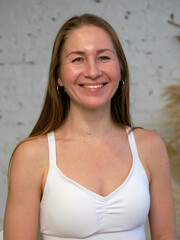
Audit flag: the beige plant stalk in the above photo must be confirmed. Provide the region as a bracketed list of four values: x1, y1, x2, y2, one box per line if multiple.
[163, 83, 180, 238]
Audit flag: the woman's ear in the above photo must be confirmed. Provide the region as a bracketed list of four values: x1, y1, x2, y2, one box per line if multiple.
[58, 78, 64, 87]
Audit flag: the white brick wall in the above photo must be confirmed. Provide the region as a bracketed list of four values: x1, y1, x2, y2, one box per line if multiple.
[0, 0, 180, 233]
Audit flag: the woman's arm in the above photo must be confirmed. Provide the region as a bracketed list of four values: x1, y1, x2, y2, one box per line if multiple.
[136, 129, 177, 240]
[148, 132, 177, 239]
[3, 138, 47, 240]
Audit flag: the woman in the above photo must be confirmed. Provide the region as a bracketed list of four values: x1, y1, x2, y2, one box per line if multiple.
[3, 14, 177, 240]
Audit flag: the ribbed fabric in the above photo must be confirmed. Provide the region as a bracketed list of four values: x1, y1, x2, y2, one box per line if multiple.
[40, 127, 150, 240]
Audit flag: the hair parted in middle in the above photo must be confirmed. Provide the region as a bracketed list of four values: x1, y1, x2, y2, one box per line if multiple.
[29, 13, 131, 137]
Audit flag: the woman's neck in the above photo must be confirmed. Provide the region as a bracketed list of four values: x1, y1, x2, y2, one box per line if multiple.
[59, 104, 120, 140]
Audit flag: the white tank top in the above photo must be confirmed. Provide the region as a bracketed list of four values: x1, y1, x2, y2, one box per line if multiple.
[40, 128, 150, 240]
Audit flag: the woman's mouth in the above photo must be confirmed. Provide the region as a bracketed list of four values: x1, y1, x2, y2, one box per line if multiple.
[81, 83, 106, 89]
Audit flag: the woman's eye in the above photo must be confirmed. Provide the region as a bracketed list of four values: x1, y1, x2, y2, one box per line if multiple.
[99, 56, 110, 61]
[72, 57, 83, 63]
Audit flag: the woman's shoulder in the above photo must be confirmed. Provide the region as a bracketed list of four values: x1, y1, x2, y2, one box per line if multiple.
[10, 134, 49, 179]
[132, 127, 169, 176]
[6, 135, 50, 221]
[14, 134, 48, 159]
[132, 127, 166, 150]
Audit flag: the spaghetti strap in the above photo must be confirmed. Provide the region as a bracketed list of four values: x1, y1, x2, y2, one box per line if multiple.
[126, 126, 140, 163]
[127, 129, 139, 159]
[47, 132, 56, 168]
[127, 127, 149, 183]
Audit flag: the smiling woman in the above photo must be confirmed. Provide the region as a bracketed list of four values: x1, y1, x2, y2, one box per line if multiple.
[27, 13, 131, 134]
[3, 14, 177, 240]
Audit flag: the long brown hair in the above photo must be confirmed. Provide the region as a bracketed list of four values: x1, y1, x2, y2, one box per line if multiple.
[29, 13, 132, 137]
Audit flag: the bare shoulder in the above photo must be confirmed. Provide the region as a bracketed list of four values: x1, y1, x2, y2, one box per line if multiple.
[4, 135, 49, 239]
[10, 135, 49, 182]
[132, 128, 169, 181]
[132, 127, 164, 143]
[132, 127, 167, 154]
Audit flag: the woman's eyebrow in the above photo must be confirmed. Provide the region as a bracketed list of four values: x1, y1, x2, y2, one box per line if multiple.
[66, 49, 115, 58]
[97, 49, 115, 54]
[66, 51, 85, 58]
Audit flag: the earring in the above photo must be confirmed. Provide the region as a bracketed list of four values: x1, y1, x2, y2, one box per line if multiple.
[57, 85, 60, 95]
[57, 85, 66, 96]
[122, 80, 125, 85]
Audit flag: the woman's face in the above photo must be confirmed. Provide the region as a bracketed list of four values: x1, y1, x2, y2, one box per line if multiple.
[58, 25, 121, 110]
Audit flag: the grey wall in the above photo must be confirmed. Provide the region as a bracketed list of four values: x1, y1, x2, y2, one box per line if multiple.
[0, 0, 180, 231]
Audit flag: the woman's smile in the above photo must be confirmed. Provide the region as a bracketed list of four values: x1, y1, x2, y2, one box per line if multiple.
[79, 83, 107, 93]
[81, 84, 104, 89]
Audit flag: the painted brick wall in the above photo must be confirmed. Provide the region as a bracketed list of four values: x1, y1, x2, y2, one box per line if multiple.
[0, 0, 180, 236]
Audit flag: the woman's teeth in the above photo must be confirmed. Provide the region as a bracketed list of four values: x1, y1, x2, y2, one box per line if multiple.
[82, 84, 104, 89]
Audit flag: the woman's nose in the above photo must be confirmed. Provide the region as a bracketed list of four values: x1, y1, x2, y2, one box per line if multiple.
[84, 59, 102, 79]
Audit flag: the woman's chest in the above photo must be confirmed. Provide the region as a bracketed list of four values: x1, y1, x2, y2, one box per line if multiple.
[56, 139, 132, 197]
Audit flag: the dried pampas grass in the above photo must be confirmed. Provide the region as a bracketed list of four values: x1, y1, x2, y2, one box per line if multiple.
[163, 85, 180, 150]
[163, 84, 180, 183]
[163, 83, 180, 237]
